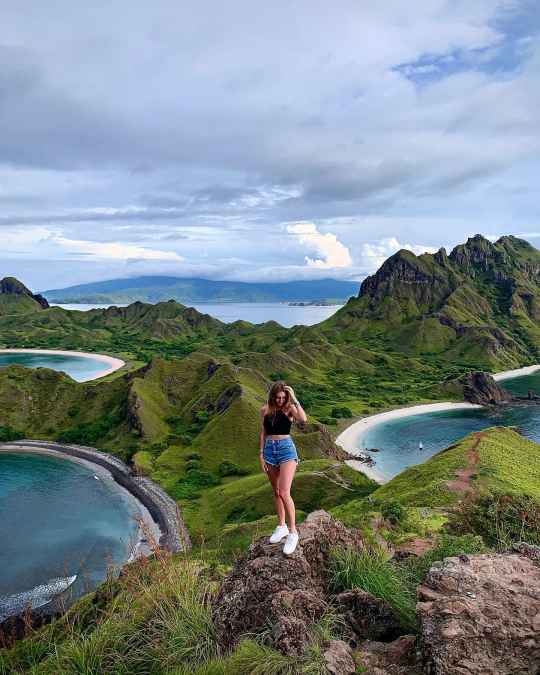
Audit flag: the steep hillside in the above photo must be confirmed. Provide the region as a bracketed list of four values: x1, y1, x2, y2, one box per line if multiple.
[0, 353, 345, 476]
[0, 277, 49, 315]
[308, 235, 540, 370]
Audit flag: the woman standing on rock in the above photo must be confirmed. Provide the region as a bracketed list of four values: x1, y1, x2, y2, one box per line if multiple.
[260, 381, 307, 555]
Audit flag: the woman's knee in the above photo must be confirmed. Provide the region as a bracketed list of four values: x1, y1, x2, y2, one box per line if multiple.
[276, 487, 291, 501]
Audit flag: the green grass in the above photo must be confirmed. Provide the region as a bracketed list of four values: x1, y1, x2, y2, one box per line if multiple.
[181, 459, 377, 551]
[0, 551, 346, 675]
[369, 426, 540, 507]
[328, 545, 417, 631]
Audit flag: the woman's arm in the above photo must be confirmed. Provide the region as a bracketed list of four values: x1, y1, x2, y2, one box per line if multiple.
[259, 405, 268, 472]
[284, 386, 307, 423]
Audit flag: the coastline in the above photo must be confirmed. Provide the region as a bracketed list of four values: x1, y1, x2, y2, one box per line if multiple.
[0, 444, 160, 561]
[0, 440, 189, 554]
[336, 363, 540, 484]
[0, 348, 125, 381]
[492, 364, 540, 381]
[336, 402, 482, 484]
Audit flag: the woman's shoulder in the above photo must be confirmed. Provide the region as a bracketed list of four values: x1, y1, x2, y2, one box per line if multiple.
[260, 403, 269, 415]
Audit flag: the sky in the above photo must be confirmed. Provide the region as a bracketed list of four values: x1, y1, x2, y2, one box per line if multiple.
[0, 0, 539, 292]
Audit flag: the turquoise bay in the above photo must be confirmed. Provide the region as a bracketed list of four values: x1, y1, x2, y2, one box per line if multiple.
[357, 372, 540, 481]
[0, 452, 140, 620]
[0, 352, 112, 382]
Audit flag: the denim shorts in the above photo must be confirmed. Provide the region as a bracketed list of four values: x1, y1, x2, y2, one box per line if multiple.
[263, 437, 299, 466]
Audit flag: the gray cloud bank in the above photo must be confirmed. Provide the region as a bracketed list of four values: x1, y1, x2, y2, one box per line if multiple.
[0, 1, 539, 289]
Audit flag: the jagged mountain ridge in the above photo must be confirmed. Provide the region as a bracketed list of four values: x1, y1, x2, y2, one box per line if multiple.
[316, 234, 540, 368]
[2, 234, 539, 370]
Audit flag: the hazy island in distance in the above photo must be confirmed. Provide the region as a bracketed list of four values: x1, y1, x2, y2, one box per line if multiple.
[43, 276, 361, 305]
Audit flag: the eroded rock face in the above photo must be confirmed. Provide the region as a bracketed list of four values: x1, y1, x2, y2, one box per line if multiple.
[334, 589, 402, 642]
[355, 635, 420, 675]
[323, 639, 356, 674]
[417, 553, 540, 675]
[211, 510, 365, 656]
[458, 371, 512, 405]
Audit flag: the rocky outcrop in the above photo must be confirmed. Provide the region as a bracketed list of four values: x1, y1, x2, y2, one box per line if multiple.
[212, 510, 365, 656]
[417, 552, 540, 674]
[355, 635, 421, 675]
[334, 589, 402, 642]
[458, 371, 512, 405]
[358, 249, 456, 316]
[0, 276, 49, 309]
[323, 639, 357, 674]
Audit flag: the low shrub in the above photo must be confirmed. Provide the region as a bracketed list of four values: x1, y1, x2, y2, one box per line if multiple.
[318, 416, 337, 426]
[448, 492, 540, 549]
[381, 500, 405, 525]
[331, 406, 353, 418]
[217, 461, 250, 477]
[0, 425, 24, 442]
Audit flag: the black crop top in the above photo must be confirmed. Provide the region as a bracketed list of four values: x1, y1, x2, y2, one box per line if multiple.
[263, 409, 292, 435]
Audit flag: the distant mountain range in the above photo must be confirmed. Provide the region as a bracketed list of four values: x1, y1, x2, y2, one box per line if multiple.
[42, 277, 361, 304]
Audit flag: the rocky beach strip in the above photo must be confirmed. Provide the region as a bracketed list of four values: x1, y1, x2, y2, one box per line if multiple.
[0, 439, 190, 554]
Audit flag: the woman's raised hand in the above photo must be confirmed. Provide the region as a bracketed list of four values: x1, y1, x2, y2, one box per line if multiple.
[284, 385, 298, 404]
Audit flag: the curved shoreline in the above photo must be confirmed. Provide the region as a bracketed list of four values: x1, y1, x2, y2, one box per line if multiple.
[0, 440, 190, 555]
[0, 349, 125, 381]
[492, 364, 540, 381]
[336, 364, 540, 484]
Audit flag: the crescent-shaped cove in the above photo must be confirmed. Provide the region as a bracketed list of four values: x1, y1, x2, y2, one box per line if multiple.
[337, 366, 540, 483]
[0, 349, 125, 382]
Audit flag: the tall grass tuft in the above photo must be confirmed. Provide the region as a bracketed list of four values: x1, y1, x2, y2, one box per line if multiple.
[329, 545, 417, 631]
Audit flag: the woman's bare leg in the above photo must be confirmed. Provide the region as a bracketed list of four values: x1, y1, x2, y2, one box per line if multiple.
[277, 460, 298, 532]
[266, 463, 286, 526]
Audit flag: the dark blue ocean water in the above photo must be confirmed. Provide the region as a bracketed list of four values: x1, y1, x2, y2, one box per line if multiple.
[0, 353, 109, 382]
[0, 452, 140, 620]
[356, 371, 540, 481]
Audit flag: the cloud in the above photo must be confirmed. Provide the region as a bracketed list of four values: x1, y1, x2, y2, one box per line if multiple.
[53, 236, 184, 261]
[360, 237, 438, 272]
[0, 1, 538, 288]
[286, 223, 353, 268]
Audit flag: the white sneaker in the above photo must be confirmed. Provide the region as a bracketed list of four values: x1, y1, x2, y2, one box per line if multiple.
[283, 531, 299, 555]
[269, 525, 289, 544]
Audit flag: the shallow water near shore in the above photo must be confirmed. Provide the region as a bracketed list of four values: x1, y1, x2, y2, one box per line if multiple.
[357, 374, 540, 481]
[0, 352, 111, 382]
[0, 452, 140, 620]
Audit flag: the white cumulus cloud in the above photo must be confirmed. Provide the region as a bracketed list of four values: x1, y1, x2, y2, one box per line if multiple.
[286, 222, 353, 269]
[54, 236, 184, 261]
[360, 237, 438, 272]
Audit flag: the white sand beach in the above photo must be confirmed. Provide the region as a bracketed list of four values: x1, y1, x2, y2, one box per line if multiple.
[336, 402, 482, 484]
[336, 363, 540, 483]
[492, 364, 540, 381]
[0, 348, 125, 381]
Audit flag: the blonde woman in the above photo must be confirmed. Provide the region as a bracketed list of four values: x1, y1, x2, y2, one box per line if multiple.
[260, 381, 307, 554]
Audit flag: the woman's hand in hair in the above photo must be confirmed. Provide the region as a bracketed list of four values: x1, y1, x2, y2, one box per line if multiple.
[283, 385, 298, 404]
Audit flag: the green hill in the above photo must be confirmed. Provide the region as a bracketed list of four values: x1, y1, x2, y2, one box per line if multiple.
[302, 234, 540, 370]
[370, 426, 540, 507]
[0, 277, 49, 315]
